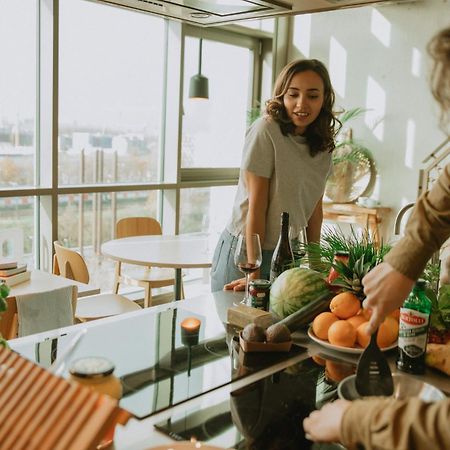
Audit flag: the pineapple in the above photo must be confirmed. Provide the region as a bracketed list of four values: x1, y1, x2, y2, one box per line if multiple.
[300, 226, 390, 301]
[331, 255, 373, 299]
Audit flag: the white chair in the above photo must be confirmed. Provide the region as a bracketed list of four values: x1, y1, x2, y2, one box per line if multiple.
[113, 217, 183, 307]
[53, 241, 141, 322]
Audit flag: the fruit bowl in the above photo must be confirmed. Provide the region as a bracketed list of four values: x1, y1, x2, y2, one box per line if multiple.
[307, 327, 397, 354]
[338, 373, 446, 401]
[239, 332, 292, 353]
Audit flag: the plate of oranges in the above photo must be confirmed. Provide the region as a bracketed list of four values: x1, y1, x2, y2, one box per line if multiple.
[308, 292, 399, 354]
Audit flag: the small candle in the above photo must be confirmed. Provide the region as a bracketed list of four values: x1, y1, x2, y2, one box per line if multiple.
[181, 317, 201, 333]
[181, 317, 201, 347]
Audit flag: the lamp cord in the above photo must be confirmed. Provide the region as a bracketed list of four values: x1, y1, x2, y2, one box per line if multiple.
[198, 38, 203, 74]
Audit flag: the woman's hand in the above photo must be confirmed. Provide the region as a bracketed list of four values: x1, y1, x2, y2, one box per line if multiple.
[224, 278, 246, 291]
[303, 400, 350, 442]
[362, 262, 415, 335]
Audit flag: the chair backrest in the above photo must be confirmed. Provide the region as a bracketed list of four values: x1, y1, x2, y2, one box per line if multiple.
[53, 241, 90, 284]
[0, 296, 19, 340]
[0, 285, 77, 340]
[116, 217, 162, 238]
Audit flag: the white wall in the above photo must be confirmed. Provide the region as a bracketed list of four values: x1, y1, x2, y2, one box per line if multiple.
[289, 0, 450, 239]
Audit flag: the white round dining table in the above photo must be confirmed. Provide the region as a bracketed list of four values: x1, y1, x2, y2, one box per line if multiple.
[101, 233, 213, 300]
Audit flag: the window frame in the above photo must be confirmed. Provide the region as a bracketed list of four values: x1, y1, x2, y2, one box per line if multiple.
[0, 0, 274, 271]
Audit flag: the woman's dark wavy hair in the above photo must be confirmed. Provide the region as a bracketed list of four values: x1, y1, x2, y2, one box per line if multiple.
[265, 59, 341, 156]
[428, 26, 450, 132]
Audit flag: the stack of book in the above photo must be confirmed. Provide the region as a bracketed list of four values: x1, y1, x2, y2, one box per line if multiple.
[0, 259, 31, 287]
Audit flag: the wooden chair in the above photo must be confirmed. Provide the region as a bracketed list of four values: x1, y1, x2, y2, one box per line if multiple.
[113, 217, 184, 308]
[53, 241, 141, 321]
[0, 286, 77, 340]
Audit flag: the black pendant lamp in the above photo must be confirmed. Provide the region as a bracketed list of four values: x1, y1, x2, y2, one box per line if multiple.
[189, 38, 209, 100]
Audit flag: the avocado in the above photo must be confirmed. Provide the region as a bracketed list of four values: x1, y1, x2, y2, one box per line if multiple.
[242, 323, 266, 342]
[265, 323, 291, 343]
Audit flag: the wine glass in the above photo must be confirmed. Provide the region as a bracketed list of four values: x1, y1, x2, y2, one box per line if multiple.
[234, 233, 262, 305]
[289, 226, 308, 266]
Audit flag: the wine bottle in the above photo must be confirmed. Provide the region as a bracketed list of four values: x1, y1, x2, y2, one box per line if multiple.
[270, 212, 294, 282]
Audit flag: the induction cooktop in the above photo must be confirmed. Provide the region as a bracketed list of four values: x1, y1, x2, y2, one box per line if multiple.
[15, 306, 307, 419]
[156, 354, 356, 449]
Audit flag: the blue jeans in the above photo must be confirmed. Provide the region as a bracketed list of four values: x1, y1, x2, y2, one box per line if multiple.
[210, 229, 273, 292]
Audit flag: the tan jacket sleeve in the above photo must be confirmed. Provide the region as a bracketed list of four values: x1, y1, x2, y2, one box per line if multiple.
[385, 164, 450, 280]
[341, 397, 450, 450]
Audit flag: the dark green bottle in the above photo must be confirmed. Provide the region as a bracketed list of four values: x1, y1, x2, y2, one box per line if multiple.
[397, 279, 432, 374]
[270, 212, 294, 282]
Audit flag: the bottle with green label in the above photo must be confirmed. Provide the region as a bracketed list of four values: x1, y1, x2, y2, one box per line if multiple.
[397, 279, 432, 374]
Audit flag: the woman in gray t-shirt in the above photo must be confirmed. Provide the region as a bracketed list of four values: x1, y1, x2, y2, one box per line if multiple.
[211, 59, 340, 292]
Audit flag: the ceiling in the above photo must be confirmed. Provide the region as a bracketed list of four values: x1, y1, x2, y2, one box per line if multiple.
[88, 0, 414, 27]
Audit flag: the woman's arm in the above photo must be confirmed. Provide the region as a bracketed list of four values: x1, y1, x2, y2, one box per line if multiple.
[306, 196, 324, 244]
[224, 171, 269, 291]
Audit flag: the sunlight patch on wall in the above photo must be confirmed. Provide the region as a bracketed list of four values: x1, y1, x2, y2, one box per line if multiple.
[329, 36, 347, 98]
[365, 76, 386, 141]
[411, 47, 422, 78]
[293, 14, 311, 57]
[370, 9, 391, 47]
[405, 118, 416, 169]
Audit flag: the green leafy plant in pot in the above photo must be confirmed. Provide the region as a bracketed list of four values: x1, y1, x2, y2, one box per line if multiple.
[325, 108, 377, 203]
[0, 282, 10, 347]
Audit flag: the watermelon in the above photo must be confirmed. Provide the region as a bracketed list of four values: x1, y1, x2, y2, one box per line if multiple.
[270, 268, 330, 318]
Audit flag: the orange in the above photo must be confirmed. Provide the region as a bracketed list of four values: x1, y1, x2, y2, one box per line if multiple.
[312, 312, 339, 340]
[356, 322, 371, 348]
[358, 307, 372, 321]
[378, 317, 399, 348]
[356, 318, 399, 348]
[330, 292, 361, 319]
[347, 314, 366, 330]
[328, 320, 357, 347]
[311, 355, 326, 366]
[325, 360, 355, 383]
[390, 309, 400, 321]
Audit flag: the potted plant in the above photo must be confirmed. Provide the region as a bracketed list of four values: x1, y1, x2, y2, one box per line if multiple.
[0, 282, 10, 347]
[325, 108, 377, 203]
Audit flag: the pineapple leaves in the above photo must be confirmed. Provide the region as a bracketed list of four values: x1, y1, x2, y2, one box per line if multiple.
[299, 226, 391, 299]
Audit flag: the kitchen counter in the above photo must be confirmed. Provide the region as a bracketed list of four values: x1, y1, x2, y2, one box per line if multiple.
[8, 290, 449, 450]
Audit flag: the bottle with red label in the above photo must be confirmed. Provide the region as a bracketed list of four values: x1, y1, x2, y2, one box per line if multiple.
[397, 279, 432, 374]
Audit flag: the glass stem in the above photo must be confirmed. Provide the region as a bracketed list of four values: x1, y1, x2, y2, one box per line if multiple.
[245, 274, 250, 303]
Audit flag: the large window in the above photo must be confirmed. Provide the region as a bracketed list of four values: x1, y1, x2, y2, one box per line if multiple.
[59, 0, 166, 185]
[0, 0, 273, 295]
[182, 33, 257, 168]
[0, 196, 35, 268]
[0, 0, 37, 188]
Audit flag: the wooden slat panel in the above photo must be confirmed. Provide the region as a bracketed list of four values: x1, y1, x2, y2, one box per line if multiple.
[0, 346, 131, 450]
[10, 375, 65, 450]
[0, 364, 42, 440]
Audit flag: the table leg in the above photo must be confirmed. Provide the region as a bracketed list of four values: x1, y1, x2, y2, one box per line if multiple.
[175, 269, 183, 300]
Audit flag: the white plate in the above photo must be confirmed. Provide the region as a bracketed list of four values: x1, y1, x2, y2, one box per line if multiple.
[307, 327, 397, 354]
[147, 443, 226, 450]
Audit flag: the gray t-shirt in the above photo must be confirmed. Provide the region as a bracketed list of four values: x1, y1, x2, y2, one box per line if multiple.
[227, 116, 332, 250]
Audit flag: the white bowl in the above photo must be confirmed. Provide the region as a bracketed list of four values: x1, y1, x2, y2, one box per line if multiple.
[338, 373, 445, 402]
[147, 443, 225, 450]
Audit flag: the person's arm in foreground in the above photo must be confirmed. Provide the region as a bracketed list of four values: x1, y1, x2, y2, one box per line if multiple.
[363, 164, 450, 334]
[303, 397, 450, 450]
[224, 170, 269, 291]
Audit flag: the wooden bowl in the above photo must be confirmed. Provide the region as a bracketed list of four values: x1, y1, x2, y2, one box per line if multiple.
[239, 332, 292, 353]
